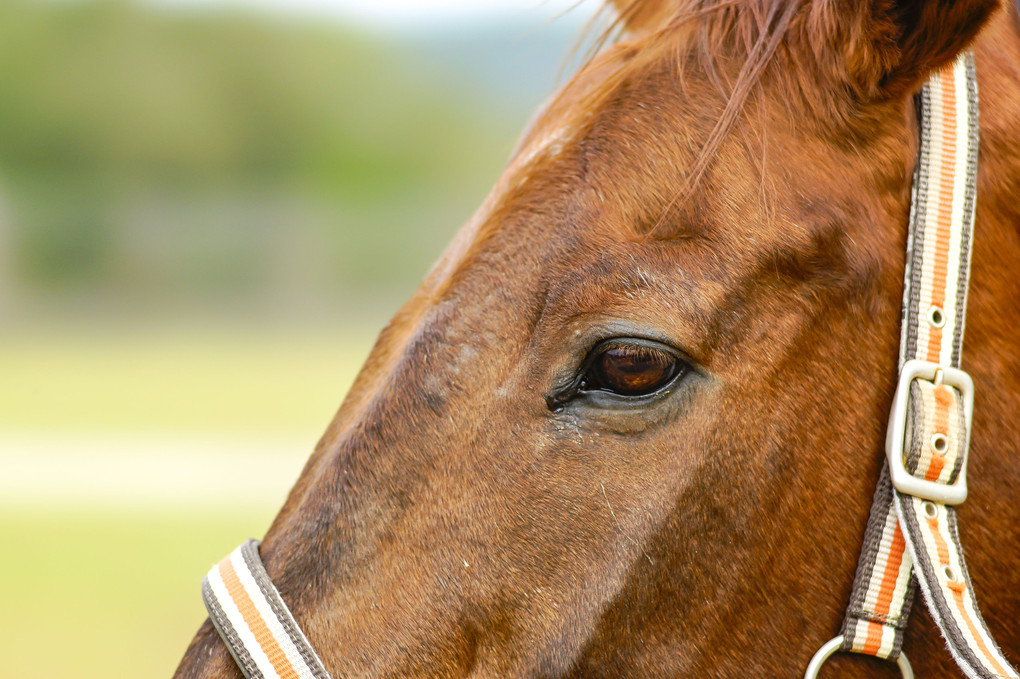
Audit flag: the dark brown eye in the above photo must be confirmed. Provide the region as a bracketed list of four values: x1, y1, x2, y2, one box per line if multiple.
[583, 341, 683, 397]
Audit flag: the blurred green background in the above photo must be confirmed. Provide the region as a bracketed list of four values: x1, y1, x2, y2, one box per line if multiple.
[0, 1, 595, 675]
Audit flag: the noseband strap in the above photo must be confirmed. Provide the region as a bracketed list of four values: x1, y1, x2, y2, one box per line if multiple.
[202, 540, 333, 679]
[809, 53, 1020, 679]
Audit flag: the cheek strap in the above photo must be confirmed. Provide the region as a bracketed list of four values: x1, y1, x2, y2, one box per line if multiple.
[809, 53, 1020, 679]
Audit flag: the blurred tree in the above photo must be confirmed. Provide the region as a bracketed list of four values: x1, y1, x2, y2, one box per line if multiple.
[0, 0, 558, 314]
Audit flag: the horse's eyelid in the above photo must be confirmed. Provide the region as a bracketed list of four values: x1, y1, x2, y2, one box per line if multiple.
[545, 338, 689, 410]
[545, 372, 585, 410]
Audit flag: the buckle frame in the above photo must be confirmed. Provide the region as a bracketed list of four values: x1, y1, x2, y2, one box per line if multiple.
[885, 359, 973, 506]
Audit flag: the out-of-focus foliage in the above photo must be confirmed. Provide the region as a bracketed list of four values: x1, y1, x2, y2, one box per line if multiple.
[0, 0, 552, 313]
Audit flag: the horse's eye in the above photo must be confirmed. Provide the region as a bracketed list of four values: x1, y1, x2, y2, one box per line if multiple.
[582, 340, 684, 397]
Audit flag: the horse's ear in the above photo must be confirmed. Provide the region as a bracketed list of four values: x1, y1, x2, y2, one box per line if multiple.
[808, 0, 999, 98]
[607, 0, 677, 34]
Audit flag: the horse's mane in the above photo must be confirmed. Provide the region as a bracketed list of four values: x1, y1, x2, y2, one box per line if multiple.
[562, 0, 807, 221]
[591, 0, 804, 106]
[546, 0, 903, 224]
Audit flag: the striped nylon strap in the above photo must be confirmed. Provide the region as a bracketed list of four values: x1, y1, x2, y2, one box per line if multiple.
[808, 53, 1019, 679]
[202, 540, 333, 679]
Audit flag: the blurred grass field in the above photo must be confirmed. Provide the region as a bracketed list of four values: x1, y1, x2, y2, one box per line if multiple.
[0, 323, 376, 434]
[0, 508, 275, 679]
[0, 323, 377, 677]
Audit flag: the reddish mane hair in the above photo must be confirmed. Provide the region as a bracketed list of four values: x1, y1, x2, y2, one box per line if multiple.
[567, 0, 996, 215]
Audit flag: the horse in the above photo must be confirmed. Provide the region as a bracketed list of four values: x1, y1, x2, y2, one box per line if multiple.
[174, 1, 1020, 676]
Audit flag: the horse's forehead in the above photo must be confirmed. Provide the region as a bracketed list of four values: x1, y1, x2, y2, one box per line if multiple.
[509, 121, 578, 183]
[501, 51, 766, 237]
[510, 48, 682, 181]
[429, 41, 866, 306]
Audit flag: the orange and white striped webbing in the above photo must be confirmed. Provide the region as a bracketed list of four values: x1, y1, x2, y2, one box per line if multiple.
[839, 53, 1018, 679]
[202, 540, 333, 679]
[895, 383, 1017, 679]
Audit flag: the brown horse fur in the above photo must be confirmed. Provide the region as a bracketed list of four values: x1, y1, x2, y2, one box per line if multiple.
[175, 1, 1020, 677]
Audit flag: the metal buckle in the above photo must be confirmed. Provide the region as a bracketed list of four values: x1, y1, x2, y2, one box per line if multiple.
[885, 359, 973, 506]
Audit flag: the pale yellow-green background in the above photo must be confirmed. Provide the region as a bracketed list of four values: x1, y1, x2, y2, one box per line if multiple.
[0, 1, 598, 676]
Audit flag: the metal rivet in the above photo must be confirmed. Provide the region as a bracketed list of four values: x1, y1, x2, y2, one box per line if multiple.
[931, 433, 949, 454]
[928, 305, 946, 328]
[923, 501, 939, 518]
[944, 565, 956, 581]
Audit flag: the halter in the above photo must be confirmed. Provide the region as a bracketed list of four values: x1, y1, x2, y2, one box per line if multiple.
[807, 53, 1018, 679]
[200, 52, 1015, 679]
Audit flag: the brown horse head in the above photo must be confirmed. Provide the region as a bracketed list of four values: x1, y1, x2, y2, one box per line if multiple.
[176, 1, 1020, 676]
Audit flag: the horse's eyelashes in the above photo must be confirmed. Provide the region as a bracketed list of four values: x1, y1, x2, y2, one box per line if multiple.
[581, 339, 685, 398]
